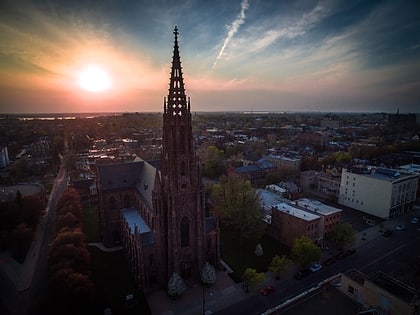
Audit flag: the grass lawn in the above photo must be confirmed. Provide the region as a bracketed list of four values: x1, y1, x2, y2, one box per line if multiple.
[89, 247, 151, 314]
[82, 206, 100, 242]
[220, 227, 290, 282]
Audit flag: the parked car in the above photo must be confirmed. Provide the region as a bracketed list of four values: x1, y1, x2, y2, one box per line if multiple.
[260, 285, 276, 296]
[382, 229, 393, 237]
[395, 224, 406, 231]
[322, 257, 336, 266]
[344, 248, 356, 256]
[294, 269, 311, 280]
[310, 263, 322, 272]
[410, 217, 419, 224]
[335, 251, 347, 260]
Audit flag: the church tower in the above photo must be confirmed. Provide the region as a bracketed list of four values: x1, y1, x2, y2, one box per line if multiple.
[160, 26, 206, 281]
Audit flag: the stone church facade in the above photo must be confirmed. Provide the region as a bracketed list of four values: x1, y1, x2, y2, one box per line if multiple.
[96, 27, 220, 291]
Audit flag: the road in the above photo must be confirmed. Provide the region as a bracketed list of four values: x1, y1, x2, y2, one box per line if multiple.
[0, 158, 67, 315]
[215, 215, 420, 315]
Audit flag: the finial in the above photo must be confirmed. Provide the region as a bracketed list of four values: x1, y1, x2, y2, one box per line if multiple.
[174, 26, 178, 37]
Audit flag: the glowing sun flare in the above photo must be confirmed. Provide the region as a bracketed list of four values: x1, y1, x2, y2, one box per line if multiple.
[78, 65, 111, 92]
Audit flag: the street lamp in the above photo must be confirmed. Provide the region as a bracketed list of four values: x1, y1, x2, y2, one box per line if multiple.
[202, 283, 205, 315]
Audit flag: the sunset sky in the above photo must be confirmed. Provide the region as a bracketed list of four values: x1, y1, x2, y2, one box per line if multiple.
[1, 0, 419, 114]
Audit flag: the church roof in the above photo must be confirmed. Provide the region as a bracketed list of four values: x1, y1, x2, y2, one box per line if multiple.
[97, 159, 158, 208]
[121, 208, 155, 246]
[205, 217, 217, 233]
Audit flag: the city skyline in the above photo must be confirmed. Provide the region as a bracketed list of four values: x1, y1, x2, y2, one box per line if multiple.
[1, 0, 419, 114]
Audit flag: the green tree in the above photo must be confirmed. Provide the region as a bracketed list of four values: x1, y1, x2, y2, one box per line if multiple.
[327, 223, 356, 250]
[241, 268, 264, 289]
[211, 175, 265, 244]
[291, 236, 321, 267]
[200, 145, 225, 178]
[269, 255, 292, 280]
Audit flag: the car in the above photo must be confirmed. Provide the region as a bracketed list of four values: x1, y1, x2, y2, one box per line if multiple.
[344, 248, 356, 257]
[411, 217, 419, 224]
[322, 257, 336, 266]
[395, 224, 406, 231]
[294, 269, 311, 280]
[382, 229, 393, 237]
[335, 251, 348, 260]
[309, 263, 322, 272]
[260, 285, 276, 296]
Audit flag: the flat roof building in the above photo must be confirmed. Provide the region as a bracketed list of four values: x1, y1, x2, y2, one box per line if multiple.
[338, 167, 418, 219]
[269, 202, 321, 247]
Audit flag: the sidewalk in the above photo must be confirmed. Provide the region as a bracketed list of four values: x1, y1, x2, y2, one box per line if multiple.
[353, 206, 420, 248]
[147, 270, 250, 315]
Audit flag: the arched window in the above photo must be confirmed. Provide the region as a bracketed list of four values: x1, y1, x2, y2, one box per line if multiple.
[109, 196, 116, 210]
[181, 216, 189, 247]
[124, 194, 130, 208]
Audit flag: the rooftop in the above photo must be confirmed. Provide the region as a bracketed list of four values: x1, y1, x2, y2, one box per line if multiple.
[295, 198, 342, 216]
[273, 202, 320, 221]
[121, 208, 154, 246]
[369, 271, 419, 304]
[257, 188, 289, 212]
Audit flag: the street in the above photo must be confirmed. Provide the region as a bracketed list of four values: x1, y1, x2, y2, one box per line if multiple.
[0, 159, 67, 315]
[215, 212, 420, 315]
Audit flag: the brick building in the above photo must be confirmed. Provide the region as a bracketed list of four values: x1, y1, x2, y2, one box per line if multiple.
[269, 202, 321, 247]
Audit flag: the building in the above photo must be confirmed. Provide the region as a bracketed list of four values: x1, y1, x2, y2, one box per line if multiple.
[300, 169, 342, 200]
[269, 202, 321, 247]
[338, 167, 419, 219]
[294, 198, 342, 237]
[339, 269, 419, 315]
[265, 154, 301, 171]
[96, 27, 220, 291]
[0, 146, 10, 168]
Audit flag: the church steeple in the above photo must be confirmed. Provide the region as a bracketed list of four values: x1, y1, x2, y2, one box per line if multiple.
[162, 26, 195, 182]
[164, 26, 190, 117]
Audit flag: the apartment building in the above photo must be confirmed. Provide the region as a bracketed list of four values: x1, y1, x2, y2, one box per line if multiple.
[269, 202, 322, 247]
[338, 167, 419, 219]
[294, 198, 342, 236]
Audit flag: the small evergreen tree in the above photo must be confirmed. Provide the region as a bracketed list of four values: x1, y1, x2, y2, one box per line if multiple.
[201, 262, 216, 286]
[254, 243, 263, 256]
[167, 272, 186, 298]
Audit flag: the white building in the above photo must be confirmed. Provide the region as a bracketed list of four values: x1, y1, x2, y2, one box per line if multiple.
[338, 167, 419, 219]
[0, 146, 10, 168]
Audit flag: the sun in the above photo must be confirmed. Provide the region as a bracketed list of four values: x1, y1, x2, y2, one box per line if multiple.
[78, 65, 111, 92]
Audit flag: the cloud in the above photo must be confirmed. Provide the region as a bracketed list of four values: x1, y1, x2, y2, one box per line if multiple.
[212, 0, 249, 69]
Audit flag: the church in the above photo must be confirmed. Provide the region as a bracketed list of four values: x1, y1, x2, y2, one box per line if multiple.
[96, 27, 220, 291]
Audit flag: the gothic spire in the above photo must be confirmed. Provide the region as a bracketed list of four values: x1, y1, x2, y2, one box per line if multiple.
[165, 26, 189, 116]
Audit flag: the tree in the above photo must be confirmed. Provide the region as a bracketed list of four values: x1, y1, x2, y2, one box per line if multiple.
[254, 243, 263, 256]
[269, 255, 292, 280]
[241, 268, 264, 289]
[211, 175, 265, 244]
[167, 272, 186, 299]
[199, 144, 225, 179]
[56, 212, 80, 232]
[291, 236, 322, 267]
[201, 262, 216, 287]
[327, 223, 356, 249]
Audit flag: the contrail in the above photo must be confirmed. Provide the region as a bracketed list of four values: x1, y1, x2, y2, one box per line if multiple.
[213, 0, 249, 69]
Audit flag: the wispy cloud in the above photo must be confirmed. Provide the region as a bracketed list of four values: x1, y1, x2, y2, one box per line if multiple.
[212, 0, 249, 69]
[242, 2, 328, 56]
